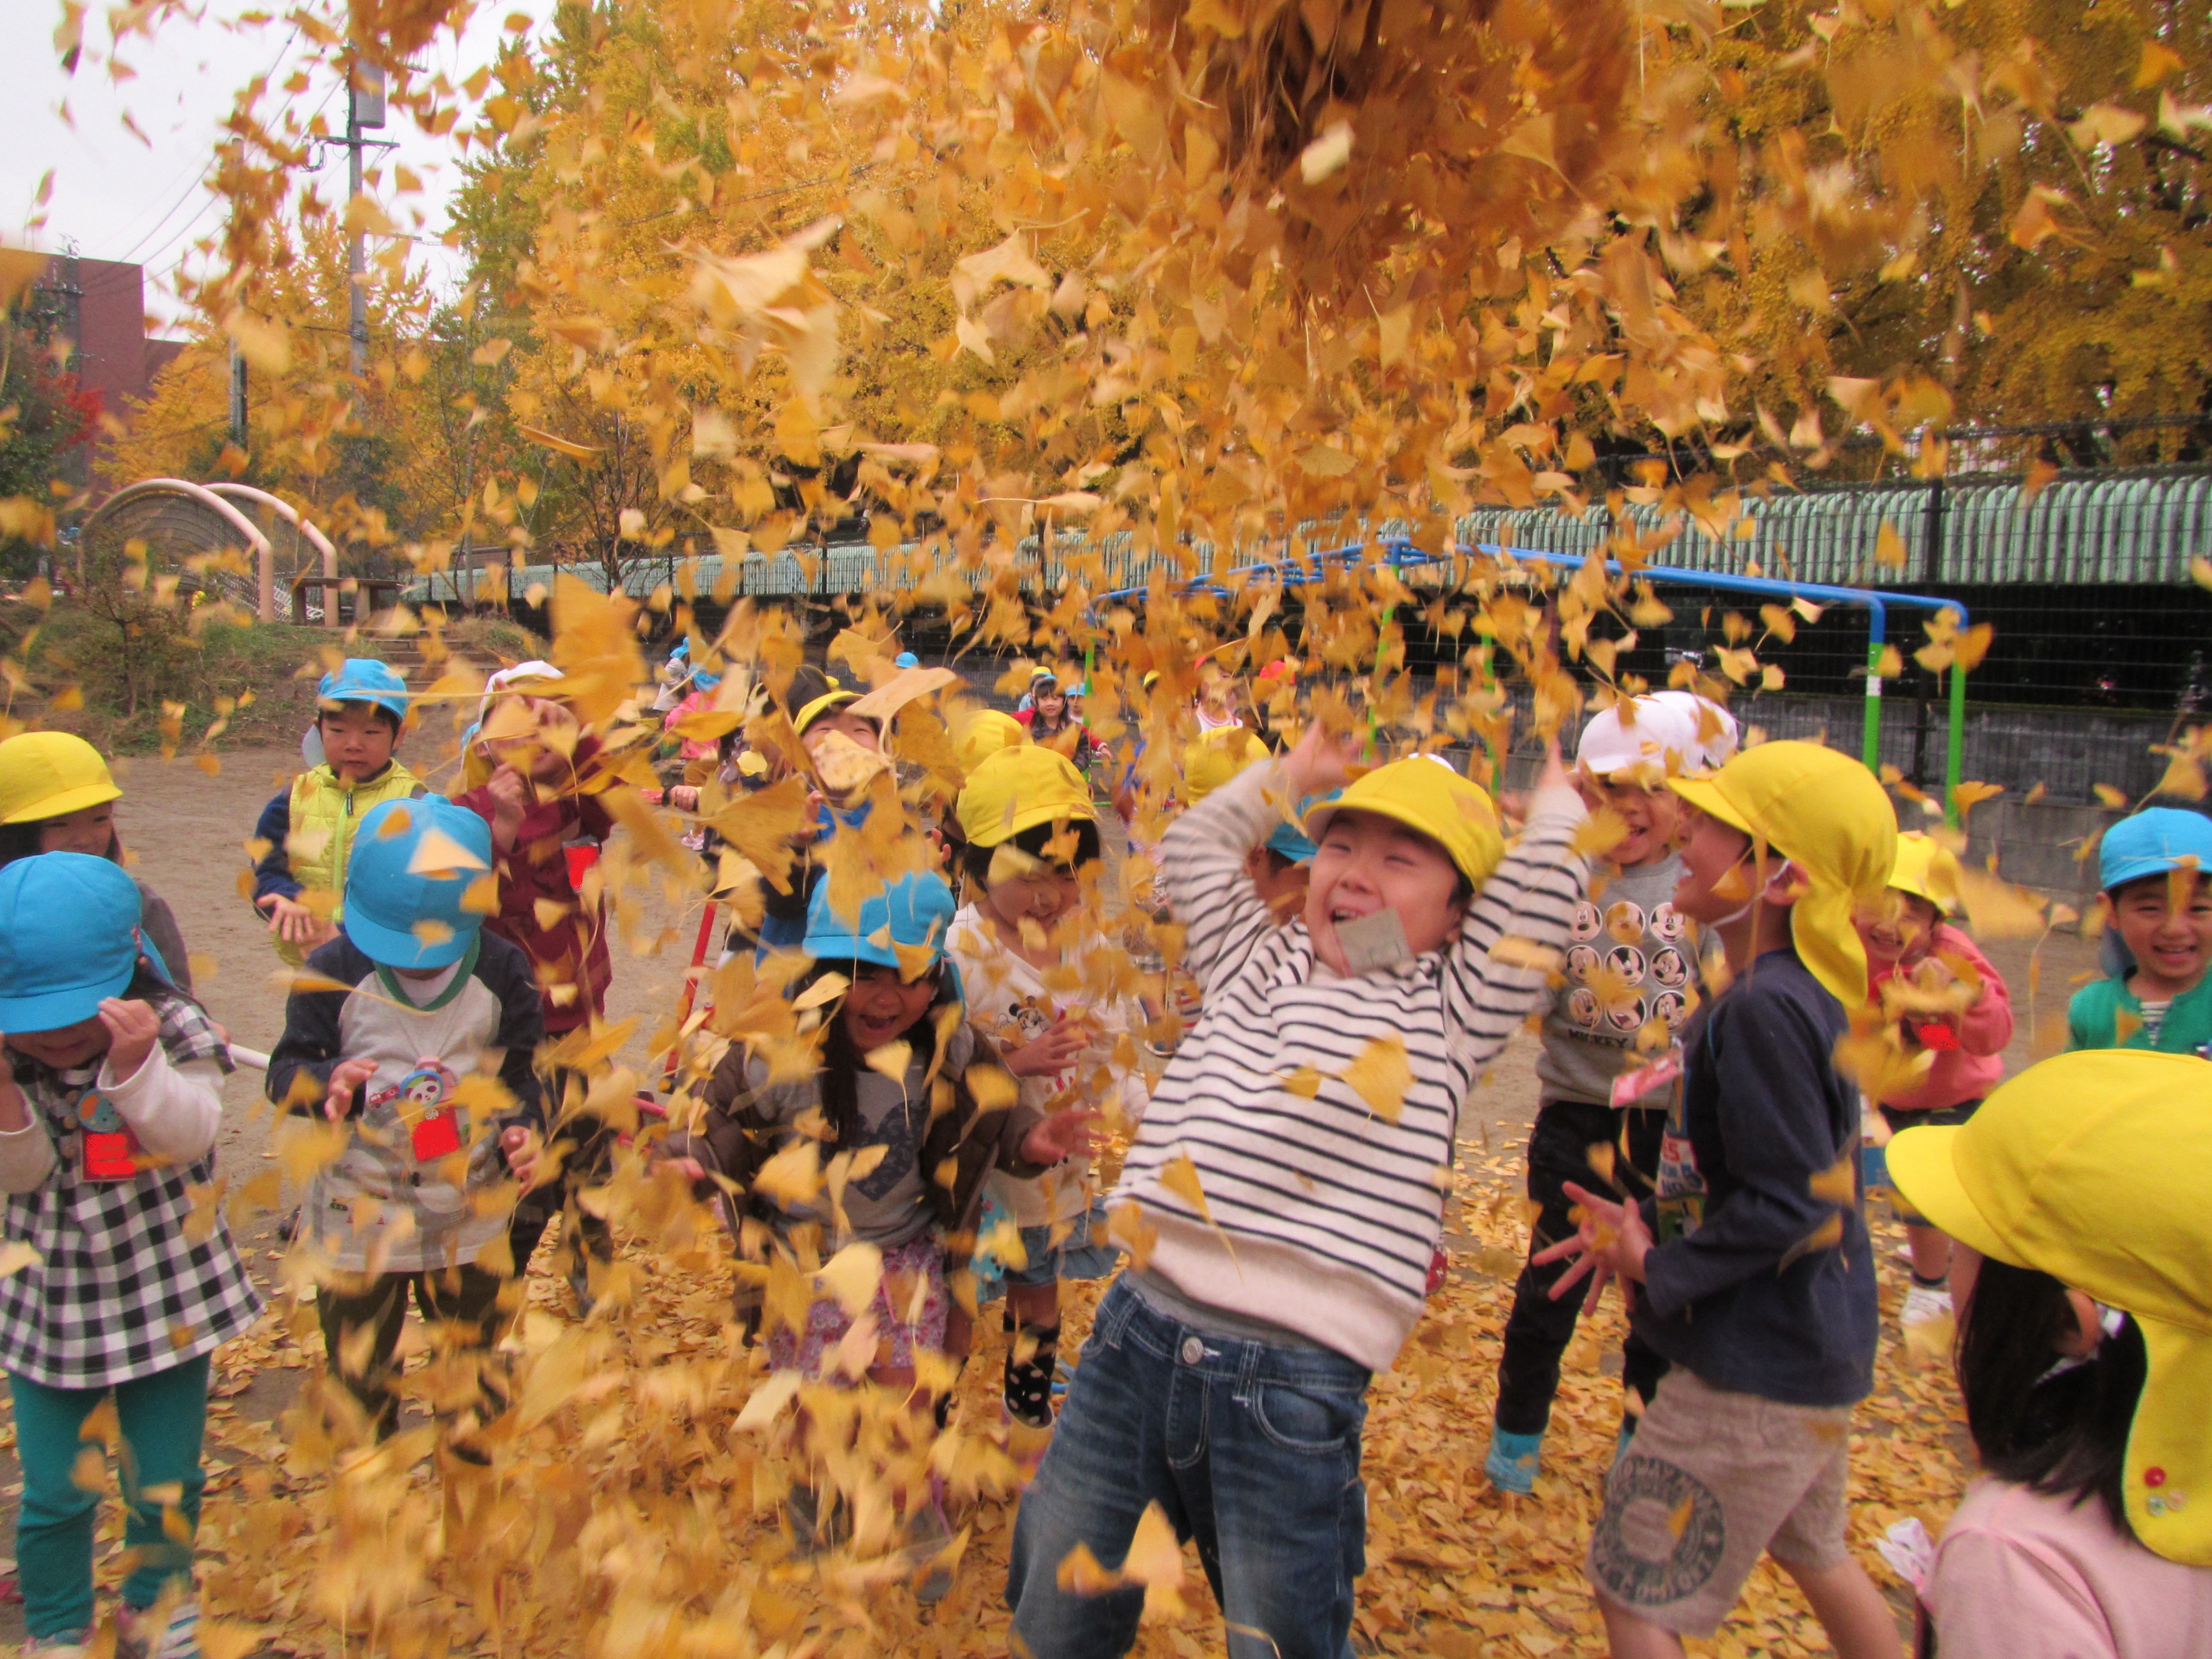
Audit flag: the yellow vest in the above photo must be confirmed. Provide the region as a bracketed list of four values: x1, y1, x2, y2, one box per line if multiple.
[278, 761, 423, 965]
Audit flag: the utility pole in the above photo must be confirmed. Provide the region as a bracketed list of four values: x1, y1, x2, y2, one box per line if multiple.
[345, 52, 386, 379]
[228, 342, 248, 447]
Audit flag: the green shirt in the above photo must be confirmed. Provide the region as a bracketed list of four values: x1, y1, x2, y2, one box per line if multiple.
[2065, 972, 2212, 1056]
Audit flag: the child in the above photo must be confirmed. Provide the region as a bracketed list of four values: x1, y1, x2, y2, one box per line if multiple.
[2068, 806, 2212, 1053]
[1539, 740, 1902, 1659]
[658, 872, 1089, 1577]
[0, 853, 262, 1659]
[251, 659, 422, 966]
[946, 744, 1149, 1428]
[267, 797, 544, 1451]
[1858, 831, 2013, 1331]
[1005, 721, 1588, 1657]
[0, 731, 194, 990]
[451, 664, 617, 1303]
[1016, 671, 1104, 776]
[1484, 692, 1734, 1495]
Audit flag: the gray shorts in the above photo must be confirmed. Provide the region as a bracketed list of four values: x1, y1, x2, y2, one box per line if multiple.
[1586, 1368, 1854, 1636]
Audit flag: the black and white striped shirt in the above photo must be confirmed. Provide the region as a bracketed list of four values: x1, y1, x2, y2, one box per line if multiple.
[1114, 762, 1587, 1369]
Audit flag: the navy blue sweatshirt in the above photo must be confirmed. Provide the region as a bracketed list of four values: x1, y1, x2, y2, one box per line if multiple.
[1633, 947, 1877, 1408]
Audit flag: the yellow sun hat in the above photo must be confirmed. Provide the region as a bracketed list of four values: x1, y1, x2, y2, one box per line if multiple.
[953, 708, 1029, 777]
[0, 732, 123, 825]
[1178, 726, 1270, 805]
[1668, 740, 1897, 1008]
[1305, 754, 1506, 889]
[956, 742, 1095, 848]
[1888, 831, 1963, 916]
[1886, 1049, 2212, 1567]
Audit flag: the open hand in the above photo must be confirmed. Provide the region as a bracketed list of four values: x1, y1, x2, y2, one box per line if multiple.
[1003, 1018, 1087, 1079]
[1020, 1107, 1097, 1167]
[97, 998, 161, 1084]
[258, 894, 335, 947]
[324, 1057, 378, 1122]
[1283, 718, 1367, 800]
[1531, 1180, 1653, 1312]
[502, 1124, 541, 1187]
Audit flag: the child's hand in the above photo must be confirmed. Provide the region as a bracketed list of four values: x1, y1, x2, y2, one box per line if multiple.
[98, 999, 161, 1083]
[486, 765, 530, 850]
[258, 894, 334, 947]
[1002, 1018, 1087, 1079]
[1020, 1107, 1097, 1166]
[1535, 737, 1570, 795]
[502, 1124, 541, 1186]
[1283, 718, 1366, 799]
[324, 1057, 378, 1121]
[1532, 1180, 1653, 1311]
[666, 784, 701, 813]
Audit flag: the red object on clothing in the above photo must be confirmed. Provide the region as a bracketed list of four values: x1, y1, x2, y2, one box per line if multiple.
[1866, 921, 2013, 1113]
[452, 774, 615, 1035]
[564, 843, 600, 890]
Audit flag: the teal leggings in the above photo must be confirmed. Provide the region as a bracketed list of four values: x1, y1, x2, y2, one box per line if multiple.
[8, 1355, 211, 1640]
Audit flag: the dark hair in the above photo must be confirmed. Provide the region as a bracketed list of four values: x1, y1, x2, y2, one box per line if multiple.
[7, 961, 205, 1084]
[810, 959, 956, 1151]
[1958, 1255, 2149, 1540]
[958, 816, 1103, 887]
[0, 819, 122, 872]
[319, 700, 402, 737]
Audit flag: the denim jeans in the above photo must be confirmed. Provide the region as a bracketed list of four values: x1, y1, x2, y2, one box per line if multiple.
[1006, 1279, 1371, 1659]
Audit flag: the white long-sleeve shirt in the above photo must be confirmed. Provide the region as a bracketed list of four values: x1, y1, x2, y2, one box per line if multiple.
[0, 1045, 225, 1193]
[1112, 760, 1587, 1371]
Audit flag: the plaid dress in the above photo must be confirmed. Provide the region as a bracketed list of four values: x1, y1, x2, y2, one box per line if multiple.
[0, 1000, 264, 1390]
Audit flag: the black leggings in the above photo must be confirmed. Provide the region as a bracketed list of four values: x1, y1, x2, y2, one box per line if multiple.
[1494, 1101, 1670, 1438]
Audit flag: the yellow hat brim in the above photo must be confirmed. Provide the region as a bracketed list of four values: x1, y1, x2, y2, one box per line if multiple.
[1, 779, 122, 825]
[1882, 1125, 2016, 1266]
[968, 796, 1097, 848]
[1666, 774, 1755, 837]
[1305, 795, 1494, 886]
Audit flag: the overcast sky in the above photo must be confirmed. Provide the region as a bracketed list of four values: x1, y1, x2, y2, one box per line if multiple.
[0, 1, 550, 333]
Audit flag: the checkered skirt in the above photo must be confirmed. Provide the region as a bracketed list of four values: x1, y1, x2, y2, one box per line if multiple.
[0, 1000, 265, 1390]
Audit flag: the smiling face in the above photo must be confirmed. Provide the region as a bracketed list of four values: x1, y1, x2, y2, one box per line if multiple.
[1304, 808, 1467, 972]
[805, 708, 883, 756]
[1671, 808, 1758, 925]
[1034, 687, 1068, 723]
[981, 846, 1082, 937]
[839, 963, 939, 1052]
[319, 704, 398, 781]
[38, 802, 117, 858]
[1574, 773, 1683, 868]
[1861, 888, 1943, 965]
[8, 1013, 112, 1071]
[2110, 870, 2212, 997]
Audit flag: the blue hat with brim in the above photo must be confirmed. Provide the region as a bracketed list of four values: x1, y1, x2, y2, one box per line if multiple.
[0, 853, 142, 1031]
[342, 796, 492, 970]
[2099, 807, 2212, 892]
[895, 653, 920, 670]
[1266, 790, 1337, 865]
[317, 658, 411, 722]
[803, 871, 957, 974]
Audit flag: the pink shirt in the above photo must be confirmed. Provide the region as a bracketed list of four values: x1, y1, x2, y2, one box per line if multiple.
[1925, 1479, 2212, 1659]
[1870, 922, 2013, 1114]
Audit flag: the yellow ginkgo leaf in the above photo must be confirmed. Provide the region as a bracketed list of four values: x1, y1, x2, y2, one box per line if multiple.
[1341, 1032, 1412, 1123]
[1159, 1151, 1214, 1224]
[406, 825, 489, 876]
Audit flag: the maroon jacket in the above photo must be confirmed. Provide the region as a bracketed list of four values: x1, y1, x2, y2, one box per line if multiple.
[452, 778, 614, 1036]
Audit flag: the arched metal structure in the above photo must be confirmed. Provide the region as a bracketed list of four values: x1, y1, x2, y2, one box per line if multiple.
[79, 479, 275, 620]
[200, 483, 340, 627]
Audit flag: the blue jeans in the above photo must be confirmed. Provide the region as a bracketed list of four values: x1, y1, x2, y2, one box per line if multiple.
[1006, 1279, 1370, 1659]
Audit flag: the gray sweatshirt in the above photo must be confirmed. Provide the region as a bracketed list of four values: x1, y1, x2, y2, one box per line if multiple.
[1536, 854, 1698, 1110]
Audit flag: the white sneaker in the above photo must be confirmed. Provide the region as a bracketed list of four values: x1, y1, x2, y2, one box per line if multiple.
[21, 1637, 87, 1658]
[1901, 1282, 1954, 1328]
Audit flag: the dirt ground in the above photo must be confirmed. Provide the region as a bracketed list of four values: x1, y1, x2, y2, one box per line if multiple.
[0, 744, 2102, 1650]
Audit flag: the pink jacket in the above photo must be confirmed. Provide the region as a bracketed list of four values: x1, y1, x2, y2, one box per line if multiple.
[1869, 922, 2012, 1113]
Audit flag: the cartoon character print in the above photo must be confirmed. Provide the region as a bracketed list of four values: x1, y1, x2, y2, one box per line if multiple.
[1653, 989, 1688, 1030]
[1606, 996, 1647, 1036]
[1650, 946, 1689, 989]
[1604, 901, 1647, 946]
[1569, 902, 1603, 944]
[1606, 944, 1647, 988]
[367, 1058, 469, 1211]
[1566, 987, 1602, 1028]
[76, 1091, 126, 1134]
[367, 1059, 461, 1117]
[1650, 901, 1687, 944]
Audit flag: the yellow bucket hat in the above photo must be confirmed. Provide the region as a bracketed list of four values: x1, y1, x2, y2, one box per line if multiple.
[1305, 754, 1506, 888]
[953, 708, 1029, 778]
[956, 742, 1095, 848]
[1669, 740, 1897, 1008]
[1887, 1050, 2212, 1567]
[0, 732, 122, 825]
[1888, 831, 1962, 916]
[1178, 727, 1270, 805]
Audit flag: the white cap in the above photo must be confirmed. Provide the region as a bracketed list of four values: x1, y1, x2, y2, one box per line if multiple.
[477, 660, 564, 727]
[1575, 692, 1738, 780]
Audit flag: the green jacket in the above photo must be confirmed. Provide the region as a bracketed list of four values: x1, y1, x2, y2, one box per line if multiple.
[276, 760, 423, 965]
[2065, 972, 2212, 1057]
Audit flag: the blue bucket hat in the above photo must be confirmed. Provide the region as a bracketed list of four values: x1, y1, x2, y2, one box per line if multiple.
[0, 853, 144, 1031]
[2099, 807, 2212, 893]
[317, 658, 411, 723]
[342, 796, 493, 969]
[802, 871, 956, 976]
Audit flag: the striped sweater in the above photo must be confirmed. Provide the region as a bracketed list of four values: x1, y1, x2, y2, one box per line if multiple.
[1113, 760, 1587, 1370]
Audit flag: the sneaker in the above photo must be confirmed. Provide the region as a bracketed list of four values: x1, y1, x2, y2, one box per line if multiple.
[119, 1598, 201, 1659]
[1483, 1428, 1543, 1496]
[786, 1484, 847, 1558]
[1901, 1281, 1954, 1328]
[904, 1488, 957, 1605]
[22, 1635, 88, 1658]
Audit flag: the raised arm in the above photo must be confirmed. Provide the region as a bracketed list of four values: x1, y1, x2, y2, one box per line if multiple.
[1157, 757, 1286, 998]
[1439, 752, 1588, 1045]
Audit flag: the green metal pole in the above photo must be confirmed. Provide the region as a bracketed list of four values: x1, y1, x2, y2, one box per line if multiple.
[1945, 660, 1966, 828]
[1861, 637, 1884, 773]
